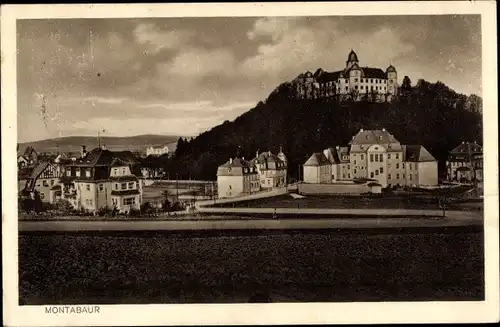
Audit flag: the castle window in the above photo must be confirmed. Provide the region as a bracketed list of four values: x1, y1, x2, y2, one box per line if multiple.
[86, 184, 90, 191]
[354, 78, 358, 82]
[370, 172, 374, 178]
[388, 174, 392, 179]
[396, 174, 400, 179]
[371, 86, 374, 91]
[390, 80, 393, 84]
[370, 154, 373, 162]
[396, 163, 400, 169]
[370, 79, 373, 83]
[361, 154, 364, 160]
[396, 154, 400, 160]
[361, 86, 364, 89]
[345, 87, 348, 91]
[355, 85, 358, 90]
[380, 167, 384, 174]
[388, 154, 391, 159]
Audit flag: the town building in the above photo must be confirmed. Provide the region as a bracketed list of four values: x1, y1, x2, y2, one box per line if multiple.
[446, 141, 483, 182]
[250, 148, 288, 189]
[146, 144, 170, 157]
[61, 148, 143, 213]
[303, 153, 332, 184]
[216, 157, 260, 198]
[292, 49, 398, 102]
[316, 129, 438, 187]
[18, 161, 63, 203]
[17, 146, 38, 168]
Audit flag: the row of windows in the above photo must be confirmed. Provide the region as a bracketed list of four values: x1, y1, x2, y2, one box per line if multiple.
[115, 182, 136, 190]
[85, 199, 93, 206]
[351, 85, 387, 91]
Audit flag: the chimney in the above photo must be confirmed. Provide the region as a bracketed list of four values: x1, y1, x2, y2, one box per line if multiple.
[336, 146, 340, 150]
[229, 158, 233, 164]
[255, 150, 259, 158]
[360, 128, 364, 132]
[101, 144, 106, 150]
[80, 145, 87, 158]
[242, 157, 245, 161]
[382, 128, 386, 131]
[268, 151, 271, 156]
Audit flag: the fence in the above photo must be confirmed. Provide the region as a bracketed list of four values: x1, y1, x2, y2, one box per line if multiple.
[298, 183, 371, 195]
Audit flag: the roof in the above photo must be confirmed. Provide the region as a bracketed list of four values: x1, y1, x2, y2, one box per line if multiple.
[111, 189, 141, 196]
[361, 67, 387, 79]
[450, 142, 483, 154]
[304, 153, 330, 166]
[29, 161, 50, 179]
[18, 166, 34, 180]
[456, 167, 472, 172]
[315, 70, 343, 83]
[23, 146, 37, 157]
[386, 65, 396, 73]
[219, 157, 255, 169]
[347, 49, 359, 63]
[73, 148, 138, 167]
[404, 145, 437, 162]
[349, 129, 400, 145]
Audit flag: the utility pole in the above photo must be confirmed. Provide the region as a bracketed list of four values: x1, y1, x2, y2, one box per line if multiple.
[176, 173, 179, 202]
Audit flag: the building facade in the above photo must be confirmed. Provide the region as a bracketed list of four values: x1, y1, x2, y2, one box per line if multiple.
[18, 161, 63, 203]
[320, 129, 438, 187]
[303, 153, 332, 184]
[62, 148, 143, 213]
[446, 141, 483, 182]
[292, 50, 398, 102]
[216, 157, 260, 198]
[251, 149, 288, 189]
[146, 145, 170, 157]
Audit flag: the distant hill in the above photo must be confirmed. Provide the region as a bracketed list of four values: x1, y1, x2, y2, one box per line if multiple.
[18, 134, 180, 154]
[167, 78, 482, 180]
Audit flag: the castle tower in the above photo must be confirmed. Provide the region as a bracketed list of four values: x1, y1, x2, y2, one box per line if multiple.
[277, 146, 287, 165]
[386, 64, 398, 97]
[346, 49, 359, 70]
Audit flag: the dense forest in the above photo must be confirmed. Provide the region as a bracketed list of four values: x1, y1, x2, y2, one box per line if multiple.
[144, 77, 483, 181]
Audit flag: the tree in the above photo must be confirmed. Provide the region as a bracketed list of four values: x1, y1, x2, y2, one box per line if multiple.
[402, 75, 412, 90]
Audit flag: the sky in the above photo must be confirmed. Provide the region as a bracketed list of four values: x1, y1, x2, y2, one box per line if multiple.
[17, 15, 482, 142]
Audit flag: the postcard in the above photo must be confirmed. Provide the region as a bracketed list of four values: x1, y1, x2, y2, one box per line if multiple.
[2, 1, 499, 326]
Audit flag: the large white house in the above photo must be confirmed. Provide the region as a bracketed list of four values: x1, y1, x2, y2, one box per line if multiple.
[216, 157, 260, 198]
[304, 129, 438, 187]
[250, 149, 288, 189]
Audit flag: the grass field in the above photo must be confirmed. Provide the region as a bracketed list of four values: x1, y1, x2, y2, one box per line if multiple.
[19, 227, 484, 304]
[212, 194, 483, 211]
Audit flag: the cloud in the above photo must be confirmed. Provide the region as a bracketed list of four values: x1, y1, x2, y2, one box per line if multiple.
[133, 23, 195, 54]
[247, 17, 299, 41]
[161, 47, 237, 77]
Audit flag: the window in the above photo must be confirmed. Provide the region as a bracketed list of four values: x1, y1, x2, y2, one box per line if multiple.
[115, 183, 118, 190]
[370, 172, 374, 178]
[409, 174, 412, 181]
[347, 165, 350, 170]
[403, 174, 405, 179]
[354, 78, 358, 82]
[409, 163, 412, 170]
[388, 154, 391, 159]
[121, 183, 127, 190]
[76, 169, 81, 177]
[396, 174, 400, 179]
[361, 85, 364, 89]
[99, 184, 104, 191]
[122, 168, 126, 175]
[370, 154, 373, 162]
[86, 184, 90, 191]
[50, 180, 55, 186]
[85, 170, 91, 177]
[89, 199, 93, 206]
[388, 174, 392, 179]
[361, 154, 364, 160]
[128, 182, 135, 189]
[361, 78, 364, 83]
[375, 170, 379, 175]
[124, 197, 135, 205]
[354, 85, 358, 90]
[370, 79, 373, 83]
[43, 180, 49, 187]
[396, 163, 400, 169]
[380, 167, 384, 174]
[374, 154, 378, 162]
[390, 80, 393, 84]
[345, 87, 348, 91]
[380, 154, 383, 162]
[66, 170, 71, 176]
[354, 169, 357, 174]
[343, 174, 346, 179]
[229, 185, 232, 190]
[354, 160, 357, 165]
[40, 193, 45, 200]
[348, 173, 351, 179]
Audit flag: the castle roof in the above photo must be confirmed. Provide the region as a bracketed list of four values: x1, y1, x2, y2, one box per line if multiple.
[303, 153, 330, 166]
[386, 65, 397, 73]
[347, 49, 359, 63]
[361, 67, 387, 79]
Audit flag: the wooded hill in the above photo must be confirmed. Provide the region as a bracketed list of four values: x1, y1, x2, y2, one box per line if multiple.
[156, 77, 483, 181]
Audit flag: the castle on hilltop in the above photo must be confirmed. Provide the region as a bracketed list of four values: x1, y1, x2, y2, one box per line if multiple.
[292, 50, 398, 103]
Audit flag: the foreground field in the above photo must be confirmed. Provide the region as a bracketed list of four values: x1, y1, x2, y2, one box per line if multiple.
[19, 227, 483, 304]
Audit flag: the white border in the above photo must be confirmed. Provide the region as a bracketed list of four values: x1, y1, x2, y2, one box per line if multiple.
[2, 2, 499, 326]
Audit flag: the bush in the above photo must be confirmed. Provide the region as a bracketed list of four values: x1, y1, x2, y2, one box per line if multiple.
[53, 199, 74, 213]
[129, 208, 141, 217]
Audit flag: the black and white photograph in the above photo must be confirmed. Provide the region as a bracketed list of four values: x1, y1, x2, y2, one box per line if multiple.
[2, 2, 499, 326]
